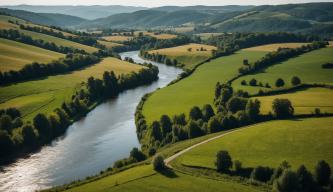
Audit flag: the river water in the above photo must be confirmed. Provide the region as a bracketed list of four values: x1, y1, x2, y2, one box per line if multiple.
[0, 51, 182, 192]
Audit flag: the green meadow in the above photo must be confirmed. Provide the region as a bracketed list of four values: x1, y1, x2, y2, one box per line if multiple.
[148, 43, 217, 69]
[0, 38, 65, 72]
[254, 87, 333, 115]
[0, 57, 143, 120]
[142, 50, 267, 124]
[232, 47, 333, 94]
[177, 117, 333, 170]
[65, 165, 261, 192]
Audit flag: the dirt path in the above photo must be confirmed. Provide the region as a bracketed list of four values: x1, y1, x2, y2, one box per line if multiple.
[164, 127, 247, 168]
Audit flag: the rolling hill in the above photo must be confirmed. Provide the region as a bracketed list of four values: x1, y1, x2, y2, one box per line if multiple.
[0, 8, 86, 27]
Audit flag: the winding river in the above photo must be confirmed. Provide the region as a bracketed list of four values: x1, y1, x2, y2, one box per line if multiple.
[0, 51, 182, 192]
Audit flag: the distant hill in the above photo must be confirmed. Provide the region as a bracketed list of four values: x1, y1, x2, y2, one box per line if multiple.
[207, 3, 333, 35]
[79, 10, 211, 28]
[0, 5, 148, 20]
[0, 8, 86, 27]
[151, 5, 253, 13]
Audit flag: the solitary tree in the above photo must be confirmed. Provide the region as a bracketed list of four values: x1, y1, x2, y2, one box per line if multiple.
[243, 59, 249, 65]
[291, 76, 301, 86]
[315, 160, 331, 186]
[153, 154, 165, 171]
[272, 99, 294, 118]
[215, 150, 233, 173]
[275, 78, 285, 87]
[249, 78, 257, 86]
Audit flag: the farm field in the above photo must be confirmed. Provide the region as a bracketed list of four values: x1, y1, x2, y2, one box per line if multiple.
[142, 49, 267, 124]
[0, 38, 65, 72]
[102, 35, 133, 42]
[232, 47, 333, 94]
[0, 57, 143, 120]
[97, 40, 123, 49]
[65, 164, 261, 192]
[243, 42, 310, 52]
[19, 29, 99, 53]
[0, 15, 76, 37]
[134, 31, 177, 39]
[254, 87, 333, 115]
[177, 117, 333, 170]
[148, 43, 217, 69]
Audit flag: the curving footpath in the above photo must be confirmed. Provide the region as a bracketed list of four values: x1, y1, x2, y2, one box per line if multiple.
[164, 121, 270, 168]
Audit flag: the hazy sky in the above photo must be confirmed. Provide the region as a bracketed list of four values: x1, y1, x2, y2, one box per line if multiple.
[0, 0, 332, 7]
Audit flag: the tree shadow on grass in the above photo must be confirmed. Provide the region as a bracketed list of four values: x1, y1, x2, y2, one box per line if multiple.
[158, 168, 179, 178]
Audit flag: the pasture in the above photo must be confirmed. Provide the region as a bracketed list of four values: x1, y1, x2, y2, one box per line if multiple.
[19, 29, 99, 53]
[65, 164, 261, 192]
[142, 49, 267, 124]
[177, 117, 333, 170]
[0, 57, 143, 120]
[148, 43, 217, 69]
[232, 47, 333, 94]
[243, 42, 310, 52]
[97, 40, 123, 49]
[102, 35, 133, 42]
[254, 87, 333, 115]
[0, 38, 65, 72]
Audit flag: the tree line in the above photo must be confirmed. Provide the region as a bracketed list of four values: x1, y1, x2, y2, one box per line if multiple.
[214, 150, 332, 192]
[0, 29, 87, 54]
[238, 41, 328, 75]
[0, 63, 159, 160]
[0, 53, 100, 85]
[204, 32, 323, 58]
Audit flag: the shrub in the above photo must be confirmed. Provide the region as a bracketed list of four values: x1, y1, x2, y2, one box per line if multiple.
[241, 80, 247, 85]
[315, 160, 331, 186]
[153, 154, 165, 171]
[215, 150, 233, 173]
[130, 147, 146, 162]
[272, 99, 294, 118]
[251, 166, 274, 183]
[234, 160, 242, 173]
[291, 76, 301, 86]
[249, 78, 257, 86]
[275, 78, 285, 87]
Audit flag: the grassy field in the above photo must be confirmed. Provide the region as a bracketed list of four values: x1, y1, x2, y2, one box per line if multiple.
[19, 29, 98, 53]
[102, 35, 133, 42]
[97, 40, 123, 49]
[177, 117, 333, 170]
[0, 38, 65, 72]
[65, 164, 261, 192]
[243, 42, 310, 52]
[254, 87, 333, 115]
[142, 49, 267, 124]
[0, 57, 143, 120]
[134, 31, 177, 39]
[232, 47, 333, 94]
[148, 43, 217, 69]
[0, 15, 75, 37]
